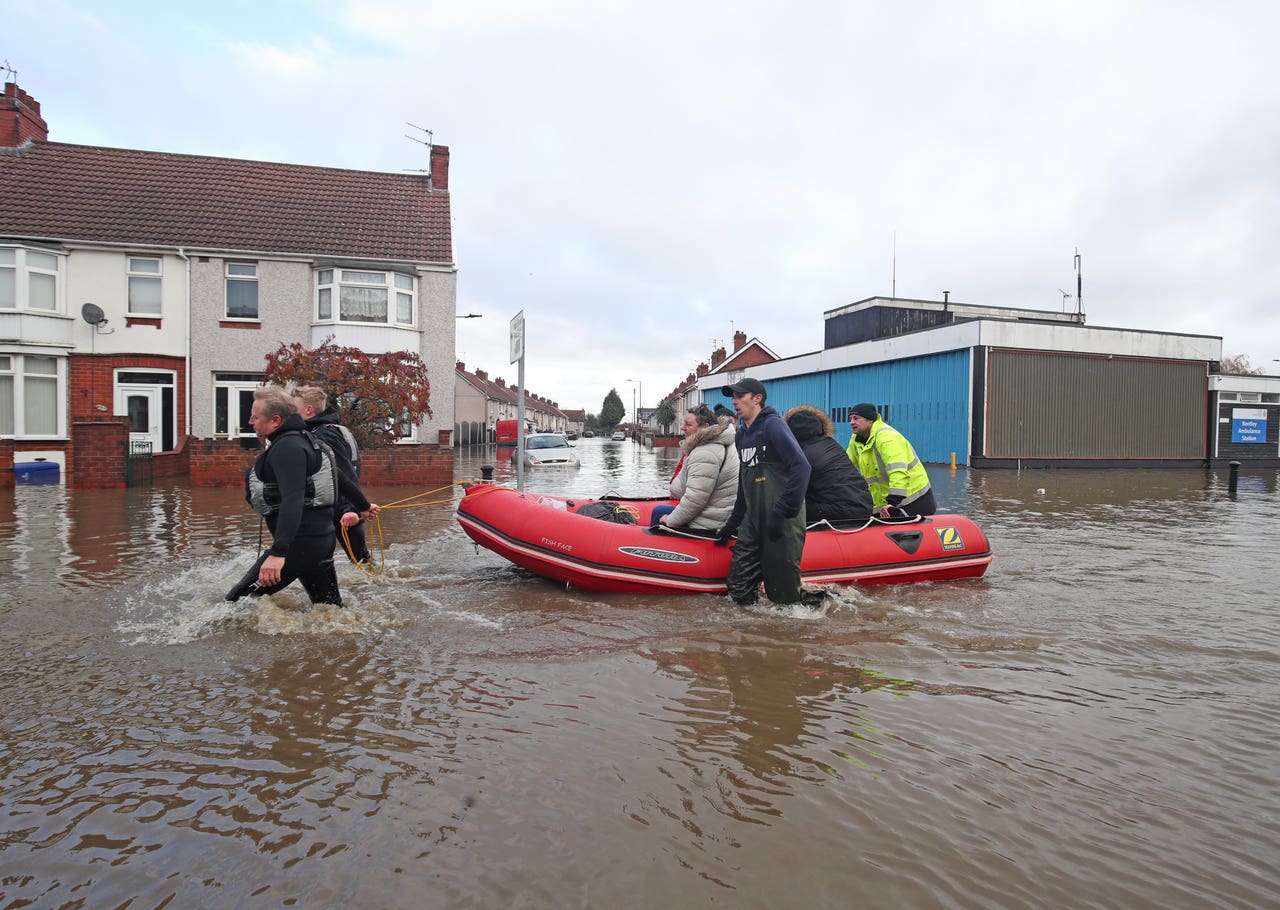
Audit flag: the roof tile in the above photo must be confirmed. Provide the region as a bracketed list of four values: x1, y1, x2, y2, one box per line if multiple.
[0, 141, 452, 262]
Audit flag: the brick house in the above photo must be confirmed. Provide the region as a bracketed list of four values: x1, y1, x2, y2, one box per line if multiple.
[1, 81, 457, 487]
[662, 330, 779, 422]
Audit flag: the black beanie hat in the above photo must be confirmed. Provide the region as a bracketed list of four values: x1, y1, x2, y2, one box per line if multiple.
[850, 402, 879, 421]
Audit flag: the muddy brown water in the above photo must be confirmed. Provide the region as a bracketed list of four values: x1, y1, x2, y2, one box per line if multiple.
[1, 438, 1277, 908]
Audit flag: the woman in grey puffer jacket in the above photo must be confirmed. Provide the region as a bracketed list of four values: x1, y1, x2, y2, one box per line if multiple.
[655, 405, 740, 530]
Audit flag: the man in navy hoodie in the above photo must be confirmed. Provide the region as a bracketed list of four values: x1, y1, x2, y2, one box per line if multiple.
[716, 378, 811, 606]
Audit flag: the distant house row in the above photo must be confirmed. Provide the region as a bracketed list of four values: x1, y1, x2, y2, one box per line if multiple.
[1, 81, 458, 486]
[655, 330, 778, 429]
[454, 361, 584, 443]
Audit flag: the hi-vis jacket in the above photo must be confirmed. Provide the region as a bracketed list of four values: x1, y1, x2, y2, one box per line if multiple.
[845, 417, 931, 508]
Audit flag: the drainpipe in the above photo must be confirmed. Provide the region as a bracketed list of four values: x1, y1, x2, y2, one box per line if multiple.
[177, 247, 191, 437]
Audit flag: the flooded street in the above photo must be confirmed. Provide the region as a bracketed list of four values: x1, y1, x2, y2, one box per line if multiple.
[2, 438, 1278, 908]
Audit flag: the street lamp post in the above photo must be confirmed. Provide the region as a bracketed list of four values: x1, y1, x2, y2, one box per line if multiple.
[626, 378, 642, 437]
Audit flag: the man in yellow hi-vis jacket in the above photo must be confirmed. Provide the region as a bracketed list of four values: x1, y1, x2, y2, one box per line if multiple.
[845, 403, 937, 519]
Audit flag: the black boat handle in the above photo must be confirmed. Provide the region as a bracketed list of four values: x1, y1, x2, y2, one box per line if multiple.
[886, 530, 923, 554]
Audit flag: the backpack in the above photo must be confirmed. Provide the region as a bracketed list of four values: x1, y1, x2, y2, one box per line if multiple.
[576, 501, 638, 524]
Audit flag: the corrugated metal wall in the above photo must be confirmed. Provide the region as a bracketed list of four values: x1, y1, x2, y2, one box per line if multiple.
[704, 351, 972, 464]
[986, 350, 1206, 459]
[826, 352, 972, 463]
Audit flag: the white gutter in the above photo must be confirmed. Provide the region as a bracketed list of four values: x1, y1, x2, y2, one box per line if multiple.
[177, 246, 191, 437]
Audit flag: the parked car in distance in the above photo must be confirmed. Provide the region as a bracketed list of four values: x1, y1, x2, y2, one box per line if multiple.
[583, 430, 595, 438]
[523, 433, 581, 468]
[610, 431, 626, 441]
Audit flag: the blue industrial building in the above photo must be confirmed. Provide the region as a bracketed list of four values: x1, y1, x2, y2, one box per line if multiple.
[700, 297, 1229, 468]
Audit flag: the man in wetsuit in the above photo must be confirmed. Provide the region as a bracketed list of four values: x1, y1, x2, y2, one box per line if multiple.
[715, 378, 811, 607]
[227, 386, 379, 606]
[293, 385, 373, 566]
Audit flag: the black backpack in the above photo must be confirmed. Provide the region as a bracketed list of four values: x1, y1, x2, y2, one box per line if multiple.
[575, 501, 638, 524]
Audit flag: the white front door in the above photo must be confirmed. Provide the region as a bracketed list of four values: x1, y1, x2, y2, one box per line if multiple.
[116, 384, 162, 450]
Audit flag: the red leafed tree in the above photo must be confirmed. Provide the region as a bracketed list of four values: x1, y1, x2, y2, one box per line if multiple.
[262, 337, 432, 449]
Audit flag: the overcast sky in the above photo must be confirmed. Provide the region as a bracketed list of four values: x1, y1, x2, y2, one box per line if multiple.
[10, 0, 1280, 415]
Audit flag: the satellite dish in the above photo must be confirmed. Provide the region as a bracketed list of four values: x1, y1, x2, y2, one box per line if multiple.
[81, 303, 106, 325]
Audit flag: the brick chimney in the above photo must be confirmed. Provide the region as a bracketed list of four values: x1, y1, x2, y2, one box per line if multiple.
[686, 372, 696, 386]
[733, 330, 747, 351]
[456, 361, 465, 371]
[2, 83, 48, 147]
[496, 378, 506, 388]
[431, 144, 450, 191]
[710, 346, 727, 369]
[475, 369, 487, 381]
[696, 362, 709, 377]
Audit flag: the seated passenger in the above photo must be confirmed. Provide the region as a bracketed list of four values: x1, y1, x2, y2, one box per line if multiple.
[651, 405, 739, 530]
[784, 405, 874, 522]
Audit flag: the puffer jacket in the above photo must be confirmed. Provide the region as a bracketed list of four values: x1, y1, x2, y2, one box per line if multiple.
[665, 418, 739, 529]
[783, 405, 874, 521]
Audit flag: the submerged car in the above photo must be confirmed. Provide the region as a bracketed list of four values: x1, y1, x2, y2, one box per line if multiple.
[610, 431, 626, 441]
[522, 433, 581, 468]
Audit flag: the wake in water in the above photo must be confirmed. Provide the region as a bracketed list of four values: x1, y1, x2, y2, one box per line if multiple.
[116, 553, 416, 645]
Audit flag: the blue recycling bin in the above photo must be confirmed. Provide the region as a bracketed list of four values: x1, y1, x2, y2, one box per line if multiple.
[14, 460, 60, 484]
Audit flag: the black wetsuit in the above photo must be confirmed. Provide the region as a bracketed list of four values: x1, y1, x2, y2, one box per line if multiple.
[230, 414, 371, 606]
[305, 406, 372, 565]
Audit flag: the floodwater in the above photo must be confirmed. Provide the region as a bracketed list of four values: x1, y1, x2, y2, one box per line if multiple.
[2, 437, 1277, 909]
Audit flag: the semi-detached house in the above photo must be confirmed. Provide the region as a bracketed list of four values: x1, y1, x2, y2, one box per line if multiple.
[0, 80, 457, 487]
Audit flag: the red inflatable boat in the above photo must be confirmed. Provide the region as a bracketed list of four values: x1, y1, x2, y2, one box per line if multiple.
[456, 483, 993, 595]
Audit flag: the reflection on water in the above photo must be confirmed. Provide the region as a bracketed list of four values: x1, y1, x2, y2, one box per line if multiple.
[1, 443, 1277, 908]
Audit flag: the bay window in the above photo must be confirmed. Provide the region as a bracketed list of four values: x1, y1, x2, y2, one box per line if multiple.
[315, 267, 416, 327]
[0, 353, 64, 438]
[0, 246, 64, 312]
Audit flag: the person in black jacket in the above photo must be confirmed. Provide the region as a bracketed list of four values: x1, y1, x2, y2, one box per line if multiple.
[783, 405, 874, 522]
[228, 386, 379, 606]
[717, 378, 811, 606]
[294, 385, 373, 566]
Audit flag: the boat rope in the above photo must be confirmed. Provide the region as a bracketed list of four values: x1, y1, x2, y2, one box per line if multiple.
[342, 480, 507, 578]
[806, 513, 925, 533]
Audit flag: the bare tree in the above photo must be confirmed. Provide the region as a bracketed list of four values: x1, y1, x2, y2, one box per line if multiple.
[1219, 354, 1264, 375]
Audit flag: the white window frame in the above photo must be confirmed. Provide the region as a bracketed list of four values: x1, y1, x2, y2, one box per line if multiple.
[212, 373, 264, 438]
[127, 256, 163, 316]
[224, 262, 259, 320]
[314, 267, 417, 328]
[0, 245, 65, 313]
[0, 351, 67, 439]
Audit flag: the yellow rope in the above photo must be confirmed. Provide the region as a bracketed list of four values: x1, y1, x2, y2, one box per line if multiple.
[341, 480, 507, 578]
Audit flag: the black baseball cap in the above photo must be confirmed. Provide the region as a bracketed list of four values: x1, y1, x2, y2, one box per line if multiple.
[721, 378, 766, 399]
